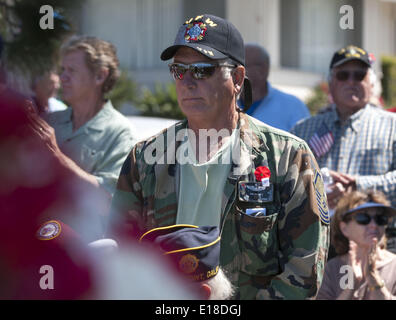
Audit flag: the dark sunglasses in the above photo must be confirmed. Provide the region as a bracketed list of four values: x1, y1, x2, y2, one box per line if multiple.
[350, 212, 389, 226]
[168, 62, 236, 80]
[335, 70, 367, 82]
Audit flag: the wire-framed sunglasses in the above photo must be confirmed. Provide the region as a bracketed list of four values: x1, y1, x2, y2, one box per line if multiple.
[334, 70, 367, 82]
[168, 62, 237, 80]
[348, 211, 389, 226]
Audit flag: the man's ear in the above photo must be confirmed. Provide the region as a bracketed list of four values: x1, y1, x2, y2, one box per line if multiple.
[232, 66, 245, 93]
[200, 283, 211, 300]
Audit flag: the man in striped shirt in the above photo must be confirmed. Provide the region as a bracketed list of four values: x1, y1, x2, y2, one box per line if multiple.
[291, 45, 396, 211]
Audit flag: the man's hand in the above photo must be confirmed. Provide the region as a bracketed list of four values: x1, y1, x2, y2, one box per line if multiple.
[330, 170, 357, 191]
[326, 170, 357, 208]
[28, 111, 62, 155]
[26, 111, 104, 192]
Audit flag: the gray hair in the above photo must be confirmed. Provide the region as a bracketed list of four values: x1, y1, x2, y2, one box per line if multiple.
[205, 268, 235, 300]
[218, 58, 243, 100]
[218, 58, 239, 79]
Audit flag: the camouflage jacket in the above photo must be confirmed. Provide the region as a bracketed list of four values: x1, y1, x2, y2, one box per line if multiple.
[107, 112, 330, 299]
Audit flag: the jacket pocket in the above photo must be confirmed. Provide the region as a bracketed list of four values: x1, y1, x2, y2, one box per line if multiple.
[236, 207, 280, 277]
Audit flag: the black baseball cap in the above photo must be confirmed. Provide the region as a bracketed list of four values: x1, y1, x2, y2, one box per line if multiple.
[161, 14, 245, 66]
[139, 224, 220, 282]
[161, 14, 252, 109]
[330, 45, 372, 69]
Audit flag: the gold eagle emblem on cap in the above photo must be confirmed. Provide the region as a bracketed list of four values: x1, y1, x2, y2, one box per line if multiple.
[179, 253, 199, 274]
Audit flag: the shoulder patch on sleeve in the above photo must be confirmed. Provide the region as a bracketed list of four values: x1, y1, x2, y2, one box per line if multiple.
[312, 168, 330, 225]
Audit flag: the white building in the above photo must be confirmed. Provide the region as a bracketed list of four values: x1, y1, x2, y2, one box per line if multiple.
[73, 0, 396, 101]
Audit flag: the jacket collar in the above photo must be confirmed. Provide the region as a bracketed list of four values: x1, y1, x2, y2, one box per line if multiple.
[54, 100, 114, 138]
[156, 111, 268, 178]
[151, 111, 268, 227]
[84, 100, 114, 133]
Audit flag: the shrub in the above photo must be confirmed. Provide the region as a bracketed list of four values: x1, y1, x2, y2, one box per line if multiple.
[107, 73, 182, 119]
[135, 82, 184, 120]
[305, 82, 331, 115]
[106, 70, 139, 110]
[381, 55, 396, 108]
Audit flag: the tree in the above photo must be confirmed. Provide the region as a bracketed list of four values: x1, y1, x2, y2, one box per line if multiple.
[0, 0, 82, 75]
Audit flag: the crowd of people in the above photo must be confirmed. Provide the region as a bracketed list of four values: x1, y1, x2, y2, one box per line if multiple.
[0, 13, 395, 300]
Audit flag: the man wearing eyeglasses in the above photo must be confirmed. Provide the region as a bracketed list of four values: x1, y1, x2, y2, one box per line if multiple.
[108, 14, 330, 300]
[291, 45, 396, 251]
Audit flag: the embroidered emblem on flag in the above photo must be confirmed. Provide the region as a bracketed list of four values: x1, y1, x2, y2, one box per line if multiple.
[308, 123, 334, 158]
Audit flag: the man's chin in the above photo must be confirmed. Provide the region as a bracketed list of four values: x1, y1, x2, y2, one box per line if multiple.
[339, 99, 366, 110]
[181, 104, 210, 117]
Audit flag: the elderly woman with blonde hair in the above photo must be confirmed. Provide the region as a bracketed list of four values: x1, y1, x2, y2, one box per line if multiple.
[317, 190, 396, 300]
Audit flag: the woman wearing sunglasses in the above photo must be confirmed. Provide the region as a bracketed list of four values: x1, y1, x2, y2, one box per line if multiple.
[317, 190, 396, 300]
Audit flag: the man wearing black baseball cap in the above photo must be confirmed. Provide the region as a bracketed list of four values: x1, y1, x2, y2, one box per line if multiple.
[291, 45, 396, 253]
[160, 14, 252, 109]
[329, 45, 372, 69]
[109, 14, 330, 300]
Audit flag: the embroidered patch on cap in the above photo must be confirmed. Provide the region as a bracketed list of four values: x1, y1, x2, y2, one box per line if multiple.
[184, 22, 207, 42]
[179, 253, 199, 274]
[37, 220, 62, 240]
[139, 225, 220, 282]
[337, 45, 366, 57]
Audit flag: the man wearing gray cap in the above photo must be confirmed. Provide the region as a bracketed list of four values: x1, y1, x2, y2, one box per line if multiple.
[108, 14, 329, 300]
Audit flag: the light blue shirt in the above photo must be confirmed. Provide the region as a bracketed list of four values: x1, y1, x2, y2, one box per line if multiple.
[45, 100, 137, 195]
[243, 82, 310, 131]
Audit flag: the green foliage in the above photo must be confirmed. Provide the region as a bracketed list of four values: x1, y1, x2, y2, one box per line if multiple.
[106, 72, 182, 119]
[305, 82, 330, 115]
[106, 70, 139, 110]
[381, 55, 396, 108]
[136, 82, 184, 120]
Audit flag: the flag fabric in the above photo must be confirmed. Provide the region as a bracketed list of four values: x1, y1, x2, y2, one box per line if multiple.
[308, 122, 334, 159]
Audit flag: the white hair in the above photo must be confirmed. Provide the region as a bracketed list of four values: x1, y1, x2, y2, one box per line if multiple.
[220, 66, 233, 79]
[368, 68, 383, 106]
[217, 58, 244, 100]
[205, 268, 235, 300]
[218, 58, 239, 80]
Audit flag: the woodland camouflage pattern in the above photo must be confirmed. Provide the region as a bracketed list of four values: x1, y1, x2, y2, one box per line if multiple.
[107, 111, 330, 299]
